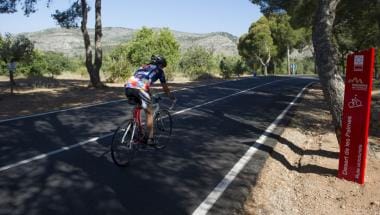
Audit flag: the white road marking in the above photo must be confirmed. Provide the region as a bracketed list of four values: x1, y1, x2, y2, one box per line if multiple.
[0, 78, 292, 173]
[0, 135, 110, 172]
[192, 82, 314, 215]
[171, 77, 249, 92]
[0, 99, 126, 124]
[173, 79, 284, 116]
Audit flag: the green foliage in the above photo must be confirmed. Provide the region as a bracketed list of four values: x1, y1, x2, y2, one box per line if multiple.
[16, 50, 78, 78]
[249, 0, 317, 28]
[0, 35, 4, 75]
[0, 33, 34, 63]
[268, 14, 309, 61]
[219, 56, 246, 79]
[104, 27, 180, 81]
[219, 57, 230, 79]
[0, 0, 38, 15]
[179, 46, 213, 80]
[126, 27, 156, 66]
[234, 59, 246, 77]
[0, 61, 5, 75]
[238, 11, 313, 77]
[52, 1, 83, 28]
[334, 0, 380, 67]
[28, 50, 47, 76]
[250, 0, 379, 56]
[155, 28, 181, 80]
[238, 16, 276, 75]
[103, 46, 133, 82]
[293, 57, 315, 74]
[45, 52, 74, 77]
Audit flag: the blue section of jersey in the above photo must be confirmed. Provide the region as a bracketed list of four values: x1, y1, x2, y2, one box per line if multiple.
[133, 64, 166, 85]
[125, 64, 166, 91]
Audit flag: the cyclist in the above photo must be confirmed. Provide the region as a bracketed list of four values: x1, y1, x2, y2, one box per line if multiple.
[124, 55, 176, 149]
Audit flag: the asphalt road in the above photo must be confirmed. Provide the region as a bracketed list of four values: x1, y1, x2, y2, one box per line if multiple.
[0, 76, 315, 215]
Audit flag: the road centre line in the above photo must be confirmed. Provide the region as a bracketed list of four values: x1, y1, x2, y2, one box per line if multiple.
[0, 78, 288, 173]
[0, 78, 247, 124]
[170, 77, 247, 92]
[192, 82, 314, 215]
[0, 135, 111, 172]
[0, 99, 126, 124]
[172, 79, 286, 116]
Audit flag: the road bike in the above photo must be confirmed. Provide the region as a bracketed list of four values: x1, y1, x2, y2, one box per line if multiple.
[110, 95, 174, 167]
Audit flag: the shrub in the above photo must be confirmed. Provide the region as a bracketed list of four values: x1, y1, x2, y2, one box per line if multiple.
[179, 46, 213, 80]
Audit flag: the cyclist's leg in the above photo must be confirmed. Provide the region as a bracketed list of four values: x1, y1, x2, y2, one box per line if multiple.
[146, 105, 154, 139]
[138, 90, 164, 149]
[138, 90, 153, 139]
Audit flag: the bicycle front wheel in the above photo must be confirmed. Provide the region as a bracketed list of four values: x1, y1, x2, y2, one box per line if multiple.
[154, 109, 172, 145]
[111, 120, 137, 167]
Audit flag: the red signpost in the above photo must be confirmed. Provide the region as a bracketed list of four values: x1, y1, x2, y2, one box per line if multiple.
[338, 48, 375, 184]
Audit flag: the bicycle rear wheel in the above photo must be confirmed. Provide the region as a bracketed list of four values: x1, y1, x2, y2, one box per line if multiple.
[111, 120, 137, 167]
[154, 109, 172, 145]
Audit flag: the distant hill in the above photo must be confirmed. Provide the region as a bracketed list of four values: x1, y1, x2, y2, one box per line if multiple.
[21, 27, 239, 57]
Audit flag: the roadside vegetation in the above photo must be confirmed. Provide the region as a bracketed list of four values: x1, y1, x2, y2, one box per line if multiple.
[0, 29, 259, 85]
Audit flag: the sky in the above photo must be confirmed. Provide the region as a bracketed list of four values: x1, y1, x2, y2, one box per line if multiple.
[0, 0, 262, 37]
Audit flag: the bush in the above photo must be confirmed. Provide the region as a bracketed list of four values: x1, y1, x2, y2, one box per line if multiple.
[219, 56, 247, 79]
[0, 61, 6, 75]
[19, 50, 79, 78]
[103, 53, 134, 82]
[294, 57, 315, 74]
[104, 27, 180, 82]
[179, 46, 213, 80]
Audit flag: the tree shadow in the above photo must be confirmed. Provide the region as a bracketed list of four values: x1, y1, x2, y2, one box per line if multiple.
[270, 132, 339, 159]
[248, 140, 338, 176]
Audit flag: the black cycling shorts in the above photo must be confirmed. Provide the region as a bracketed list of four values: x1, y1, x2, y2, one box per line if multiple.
[125, 88, 151, 109]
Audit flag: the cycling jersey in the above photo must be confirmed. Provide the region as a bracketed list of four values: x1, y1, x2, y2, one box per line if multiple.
[125, 64, 166, 91]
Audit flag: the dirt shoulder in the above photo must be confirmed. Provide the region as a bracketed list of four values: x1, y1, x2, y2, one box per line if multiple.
[244, 85, 380, 215]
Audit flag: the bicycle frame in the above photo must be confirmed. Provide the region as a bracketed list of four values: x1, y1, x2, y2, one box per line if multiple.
[111, 95, 173, 166]
[124, 97, 165, 146]
[118, 106, 144, 148]
[133, 98, 161, 127]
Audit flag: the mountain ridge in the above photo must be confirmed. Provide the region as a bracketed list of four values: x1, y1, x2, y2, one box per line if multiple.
[21, 27, 239, 57]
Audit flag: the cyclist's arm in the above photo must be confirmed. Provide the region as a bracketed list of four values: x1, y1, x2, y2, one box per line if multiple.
[161, 83, 175, 100]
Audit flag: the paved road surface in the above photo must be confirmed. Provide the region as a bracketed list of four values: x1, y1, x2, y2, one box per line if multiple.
[0, 76, 315, 215]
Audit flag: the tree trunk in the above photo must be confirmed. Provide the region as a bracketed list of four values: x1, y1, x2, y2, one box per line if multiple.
[255, 54, 268, 76]
[9, 69, 14, 94]
[92, 0, 103, 88]
[80, 0, 103, 88]
[266, 56, 271, 76]
[263, 65, 268, 76]
[312, 0, 344, 142]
